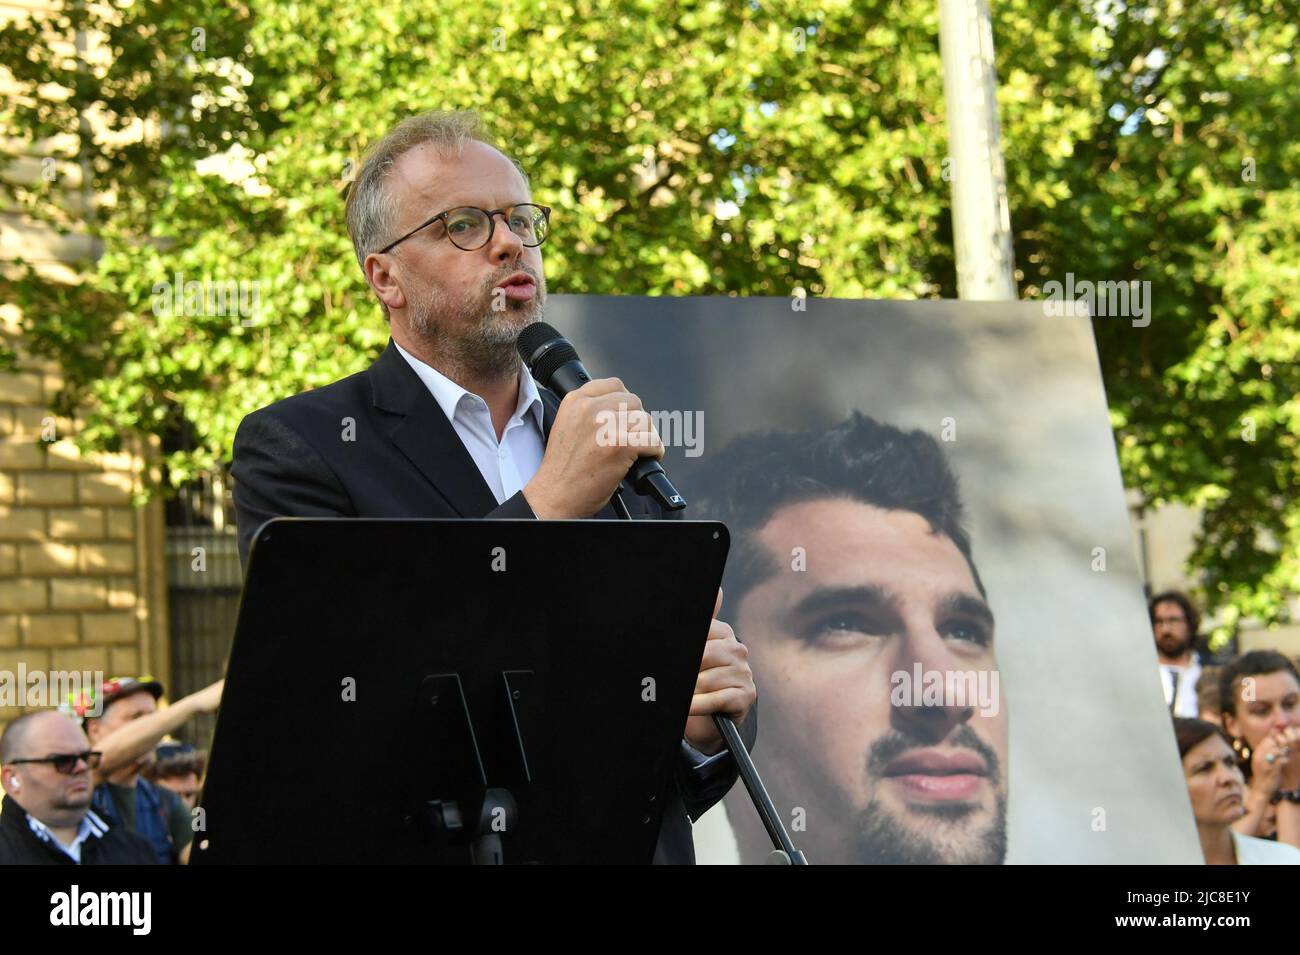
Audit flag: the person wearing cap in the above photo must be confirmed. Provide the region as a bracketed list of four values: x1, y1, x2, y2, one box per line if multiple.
[0, 711, 157, 865]
[80, 676, 223, 865]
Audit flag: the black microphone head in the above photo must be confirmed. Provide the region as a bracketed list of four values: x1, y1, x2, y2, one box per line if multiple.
[517, 321, 581, 388]
[516, 321, 560, 363]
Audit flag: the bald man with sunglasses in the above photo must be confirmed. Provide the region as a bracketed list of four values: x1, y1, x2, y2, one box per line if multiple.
[0, 711, 156, 865]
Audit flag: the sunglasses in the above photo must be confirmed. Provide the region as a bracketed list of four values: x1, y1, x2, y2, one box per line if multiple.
[8, 750, 102, 774]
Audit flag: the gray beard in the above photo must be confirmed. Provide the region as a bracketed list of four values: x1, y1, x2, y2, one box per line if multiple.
[407, 278, 543, 383]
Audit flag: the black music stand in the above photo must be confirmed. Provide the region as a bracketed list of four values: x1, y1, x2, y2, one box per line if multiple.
[190, 517, 729, 864]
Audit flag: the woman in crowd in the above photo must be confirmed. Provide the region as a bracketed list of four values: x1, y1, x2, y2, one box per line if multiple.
[1175, 717, 1300, 864]
[1217, 651, 1300, 848]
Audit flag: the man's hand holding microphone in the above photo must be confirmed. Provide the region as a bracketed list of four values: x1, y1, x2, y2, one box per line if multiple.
[522, 376, 662, 521]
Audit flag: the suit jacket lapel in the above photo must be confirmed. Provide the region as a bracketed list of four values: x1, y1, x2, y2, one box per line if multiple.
[367, 339, 500, 517]
[367, 340, 628, 520]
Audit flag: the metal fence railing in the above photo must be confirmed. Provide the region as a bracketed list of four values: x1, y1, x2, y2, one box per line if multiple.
[164, 468, 241, 750]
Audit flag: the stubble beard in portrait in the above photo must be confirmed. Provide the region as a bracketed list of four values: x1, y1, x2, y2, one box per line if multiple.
[406, 269, 545, 383]
[745, 721, 1008, 865]
[851, 725, 1008, 864]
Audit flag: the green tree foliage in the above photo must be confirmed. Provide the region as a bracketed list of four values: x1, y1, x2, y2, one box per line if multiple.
[1, 0, 1296, 625]
[1000, 0, 1300, 627]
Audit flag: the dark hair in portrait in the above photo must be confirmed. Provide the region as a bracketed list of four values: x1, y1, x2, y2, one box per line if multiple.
[689, 411, 984, 610]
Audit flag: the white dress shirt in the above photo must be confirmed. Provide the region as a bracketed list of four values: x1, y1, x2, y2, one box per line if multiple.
[1231, 829, 1300, 864]
[394, 341, 546, 505]
[1160, 657, 1203, 718]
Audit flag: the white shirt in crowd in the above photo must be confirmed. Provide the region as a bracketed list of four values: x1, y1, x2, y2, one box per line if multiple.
[1231, 830, 1300, 865]
[1160, 657, 1203, 719]
[395, 340, 546, 505]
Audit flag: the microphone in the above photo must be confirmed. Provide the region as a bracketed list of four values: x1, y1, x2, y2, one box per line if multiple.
[517, 322, 686, 512]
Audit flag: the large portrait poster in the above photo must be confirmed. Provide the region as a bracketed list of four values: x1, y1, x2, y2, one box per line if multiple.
[548, 295, 1202, 864]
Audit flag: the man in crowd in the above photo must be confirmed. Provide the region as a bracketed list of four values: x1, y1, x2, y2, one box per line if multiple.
[78, 677, 221, 865]
[145, 743, 207, 811]
[0, 711, 155, 864]
[1150, 590, 1211, 718]
[692, 412, 1008, 864]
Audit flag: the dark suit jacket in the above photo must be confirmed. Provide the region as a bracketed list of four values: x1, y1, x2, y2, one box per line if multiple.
[0, 795, 158, 865]
[230, 338, 756, 864]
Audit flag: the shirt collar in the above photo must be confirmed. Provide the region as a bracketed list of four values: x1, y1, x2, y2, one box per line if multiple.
[393, 339, 544, 432]
[27, 808, 107, 862]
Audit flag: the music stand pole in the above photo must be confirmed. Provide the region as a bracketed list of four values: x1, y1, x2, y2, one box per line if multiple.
[612, 487, 809, 864]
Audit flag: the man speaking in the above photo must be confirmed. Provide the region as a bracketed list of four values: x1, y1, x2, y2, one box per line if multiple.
[229, 109, 756, 864]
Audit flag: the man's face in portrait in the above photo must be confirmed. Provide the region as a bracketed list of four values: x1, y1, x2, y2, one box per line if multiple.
[733, 497, 1009, 864]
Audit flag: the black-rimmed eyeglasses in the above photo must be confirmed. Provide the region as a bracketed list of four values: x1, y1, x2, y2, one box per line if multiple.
[379, 203, 551, 254]
[8, 750, 102, 774]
